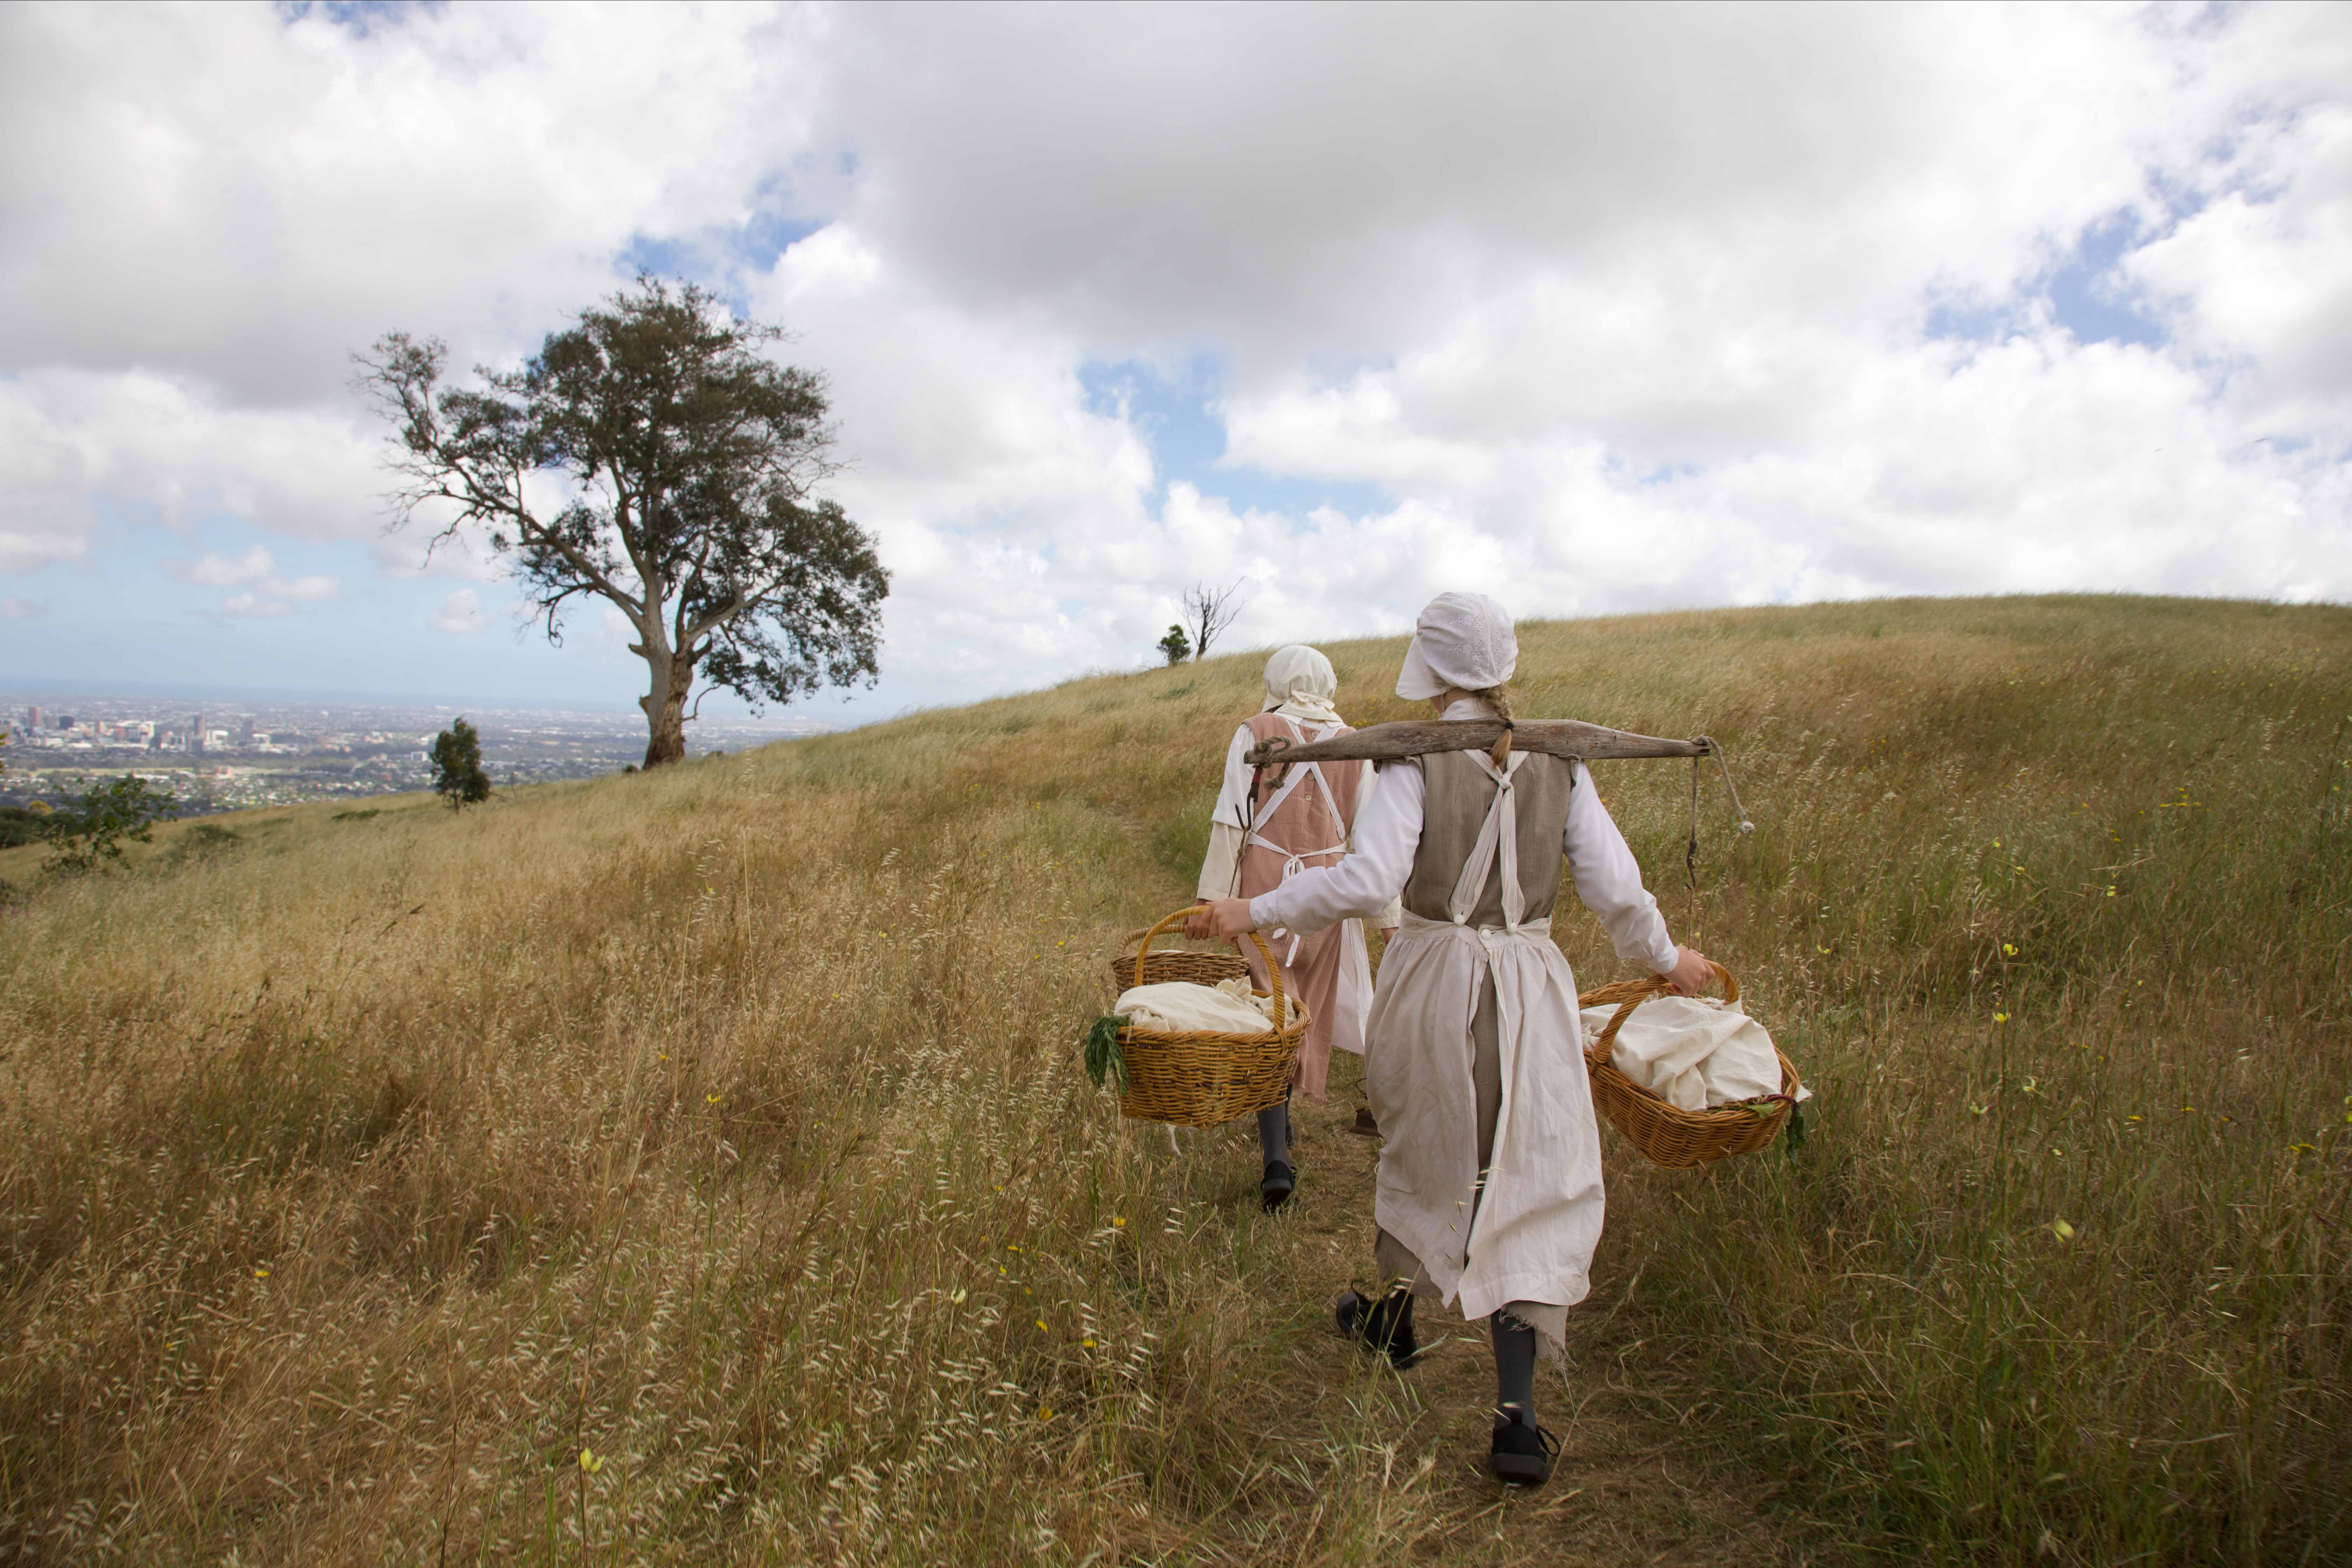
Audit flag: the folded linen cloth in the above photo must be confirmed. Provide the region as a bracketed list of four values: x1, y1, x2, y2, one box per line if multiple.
[1580, 995, 1811, 1111]
[1114, 978, 1279, 1035]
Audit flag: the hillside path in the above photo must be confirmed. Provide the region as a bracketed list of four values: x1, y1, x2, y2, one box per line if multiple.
[1185, 1046, 1811, 1566]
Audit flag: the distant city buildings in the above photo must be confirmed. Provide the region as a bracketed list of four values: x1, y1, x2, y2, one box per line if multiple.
[0, 693, 829, 814]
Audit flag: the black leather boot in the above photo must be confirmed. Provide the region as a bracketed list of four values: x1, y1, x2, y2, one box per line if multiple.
[1489, 1405, 1561, 1486]
[1333, 1284, 1420, 1368]
[1259, 1159, 1295, 1212]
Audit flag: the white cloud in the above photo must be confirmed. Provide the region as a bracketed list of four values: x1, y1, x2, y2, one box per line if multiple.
[1, 2, 2347, 711]
[0, 595, 48, 620]
[165, 542, 338, 617]
[431, 587, 491, 635]
[0, 2, 827, 401]
[167, 545, 274, 588]
[0, 369, 385, 572]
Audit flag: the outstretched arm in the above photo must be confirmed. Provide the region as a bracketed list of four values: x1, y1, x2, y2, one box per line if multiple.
[1189, 762, 1423, 938]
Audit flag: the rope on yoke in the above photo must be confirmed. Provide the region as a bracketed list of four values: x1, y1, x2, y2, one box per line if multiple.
[1683, 736, 1758, 915]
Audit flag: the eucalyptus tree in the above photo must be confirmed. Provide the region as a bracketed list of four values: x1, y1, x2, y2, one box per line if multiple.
[358, 278, 889, 768]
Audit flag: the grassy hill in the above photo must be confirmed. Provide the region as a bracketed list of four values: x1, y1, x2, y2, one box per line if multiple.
[1, 594, 2346, 1564]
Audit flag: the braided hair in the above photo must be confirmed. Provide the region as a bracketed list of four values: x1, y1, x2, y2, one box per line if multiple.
[1474, 684, 1515, 767]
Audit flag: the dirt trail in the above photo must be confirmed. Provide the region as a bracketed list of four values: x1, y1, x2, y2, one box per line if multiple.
[1204, 1050, 1807, 1567]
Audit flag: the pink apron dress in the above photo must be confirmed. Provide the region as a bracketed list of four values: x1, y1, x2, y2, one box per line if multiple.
[1224, 712, 1374, 1099]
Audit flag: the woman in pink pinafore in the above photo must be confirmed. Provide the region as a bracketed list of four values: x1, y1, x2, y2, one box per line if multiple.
[1196, 645, 1398, 1210]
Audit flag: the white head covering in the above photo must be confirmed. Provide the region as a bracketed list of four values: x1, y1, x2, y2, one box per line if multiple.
[1261, 644, 1343, 726]
[1395, 592, 1517, 701]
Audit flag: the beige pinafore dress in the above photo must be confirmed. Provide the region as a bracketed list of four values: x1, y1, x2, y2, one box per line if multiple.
[1368, 748, 1596, 1359]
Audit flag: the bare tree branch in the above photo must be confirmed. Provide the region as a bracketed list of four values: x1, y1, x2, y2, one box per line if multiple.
[1182, 578, 1249, 662]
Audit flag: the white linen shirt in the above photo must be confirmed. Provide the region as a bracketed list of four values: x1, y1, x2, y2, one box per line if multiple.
[1248, 713, 1679, 976]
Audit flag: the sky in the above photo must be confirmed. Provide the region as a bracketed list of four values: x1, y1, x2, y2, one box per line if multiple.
[2, 1, 2348, 722]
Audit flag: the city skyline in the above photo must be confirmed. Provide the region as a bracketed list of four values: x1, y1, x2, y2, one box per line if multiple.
[2, 688, 830, 812]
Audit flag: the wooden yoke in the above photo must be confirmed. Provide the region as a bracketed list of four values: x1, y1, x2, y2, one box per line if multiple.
[1242, 719, 1713, 770]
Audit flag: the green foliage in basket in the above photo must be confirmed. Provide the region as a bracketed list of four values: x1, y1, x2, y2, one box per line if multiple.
[1083, 1015, 1131, 1090]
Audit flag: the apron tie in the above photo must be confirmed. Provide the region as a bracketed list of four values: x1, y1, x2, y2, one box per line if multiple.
[1448, 751, 1527, 931]
[1394, 909, 1554, 1062]
[1248, 716, 1350, 966]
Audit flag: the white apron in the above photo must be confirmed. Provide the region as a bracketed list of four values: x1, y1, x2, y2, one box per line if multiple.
[1364, 751, 1606, 1321]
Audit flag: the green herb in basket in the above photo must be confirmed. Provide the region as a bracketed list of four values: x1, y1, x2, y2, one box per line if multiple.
[1083, 1015, 1130, 1090]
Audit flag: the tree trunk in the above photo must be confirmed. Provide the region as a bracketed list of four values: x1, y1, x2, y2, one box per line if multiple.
[640, 649, 694, 768]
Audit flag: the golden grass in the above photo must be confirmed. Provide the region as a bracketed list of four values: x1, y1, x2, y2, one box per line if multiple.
[1, 593, 2346, 1564]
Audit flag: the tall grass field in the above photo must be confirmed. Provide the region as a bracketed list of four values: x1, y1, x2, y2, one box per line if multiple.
[1, 594, 2346, 1565]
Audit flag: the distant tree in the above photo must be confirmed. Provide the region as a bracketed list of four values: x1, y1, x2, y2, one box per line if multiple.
[430, 719, 493, 812]
[1182, 579, 1248, 662]
[1157, 624, 1191, 666]
[357, 276, 891, 769]
[428, 719, 491, 818]
[42, 774, 177, 874]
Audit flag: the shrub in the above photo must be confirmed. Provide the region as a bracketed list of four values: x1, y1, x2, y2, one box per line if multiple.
[41, 774, 176, 873]
[429, 719, 492, 812]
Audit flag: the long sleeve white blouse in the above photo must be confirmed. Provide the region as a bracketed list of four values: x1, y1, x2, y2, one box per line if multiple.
[1247, 752, 1681, 976]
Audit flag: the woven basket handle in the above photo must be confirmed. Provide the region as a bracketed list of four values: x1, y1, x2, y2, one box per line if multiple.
[1130, 906, 1288, 1029]
[1580, 960, 1738, 1069]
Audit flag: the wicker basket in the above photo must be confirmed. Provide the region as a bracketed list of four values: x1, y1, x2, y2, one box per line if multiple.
[1581, 964, 1801, 1169]
[1108, 924, 1251, 992]
[1112, 906, 1308, 1128]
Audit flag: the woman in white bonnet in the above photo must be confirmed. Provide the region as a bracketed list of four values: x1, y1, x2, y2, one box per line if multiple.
[1196, 644, 1400, 1212]
[1190, 593, 1715, 1488]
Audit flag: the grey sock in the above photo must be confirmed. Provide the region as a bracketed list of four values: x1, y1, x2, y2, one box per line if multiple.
[1257, 1102, 1290, 1167]
[1492, 1311, 1538, 1416]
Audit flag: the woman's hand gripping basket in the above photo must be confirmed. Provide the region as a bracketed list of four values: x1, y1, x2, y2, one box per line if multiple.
[1580, 963, 1802, 1168]
[1091, 907, 1309, 1129]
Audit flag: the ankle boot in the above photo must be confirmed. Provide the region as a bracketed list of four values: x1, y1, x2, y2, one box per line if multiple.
[1489, 1404, 1561, 1486]
[1333, 1284, 1420, 1368]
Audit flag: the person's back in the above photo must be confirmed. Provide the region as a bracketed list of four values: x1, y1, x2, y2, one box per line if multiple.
[1401, 749, 1575, 928]
[1195, 646, 1395, 1209]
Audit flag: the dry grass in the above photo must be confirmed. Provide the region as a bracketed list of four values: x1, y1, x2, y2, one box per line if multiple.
[0, 593, 2346, 1565]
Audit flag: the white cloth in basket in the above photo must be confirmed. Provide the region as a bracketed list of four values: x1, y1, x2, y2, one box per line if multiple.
[1115, 978, 1282, 1035]
[1580, 995, 1808, 1111]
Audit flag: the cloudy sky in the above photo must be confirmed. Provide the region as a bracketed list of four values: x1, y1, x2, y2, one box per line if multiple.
[3, 1, 2348, 719]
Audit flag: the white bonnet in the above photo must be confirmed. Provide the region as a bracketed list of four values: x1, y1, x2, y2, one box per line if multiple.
[1395, 592, 1517, 700]
[1261, 644, 1336, 708]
